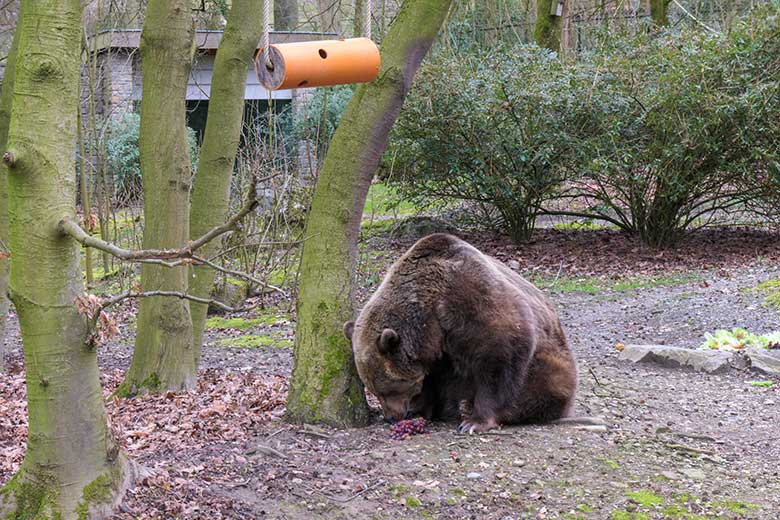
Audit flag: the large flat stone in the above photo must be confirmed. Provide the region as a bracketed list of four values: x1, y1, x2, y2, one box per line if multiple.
[619, 345, 733, 374]
[744, 348, 780, 375]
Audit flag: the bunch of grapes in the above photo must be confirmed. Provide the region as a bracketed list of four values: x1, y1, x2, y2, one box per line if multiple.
[389, 417, 426, 440]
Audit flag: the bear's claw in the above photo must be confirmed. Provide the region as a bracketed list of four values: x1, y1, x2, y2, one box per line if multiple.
[457, 417, 498, 434]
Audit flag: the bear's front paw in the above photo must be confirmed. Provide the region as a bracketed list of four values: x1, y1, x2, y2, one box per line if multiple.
[457, 417, 498, 434]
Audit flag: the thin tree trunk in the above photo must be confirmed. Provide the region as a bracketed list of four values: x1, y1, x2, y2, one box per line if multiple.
[0, 18, 18, 373]
[85, 26, 112, 276]
[78, 108, 94, 287]
[286, 0, 455, 427]
[118, 0, 196, 396]
[534, 0, 565, 52]
[275, 0, 298, 30]
[189, 0, 263, 363]
[354, 0, 365, 37]
[650, 0, 671, 26]
[0, 1, 133, 517]
[317, 0, 343, 33]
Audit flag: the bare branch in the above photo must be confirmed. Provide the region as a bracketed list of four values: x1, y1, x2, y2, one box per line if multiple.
[102, 290, 261, 313]
[191, 255, 287, 297]
[58, 174, 273, 261]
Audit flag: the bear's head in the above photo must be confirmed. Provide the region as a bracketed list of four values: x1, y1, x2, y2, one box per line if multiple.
[344, 320, 426, 422]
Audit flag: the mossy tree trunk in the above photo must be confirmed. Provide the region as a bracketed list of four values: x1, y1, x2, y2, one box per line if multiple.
[534, 0, 564, 52]
[353, 0, 365, 37]
[119, 0, 197, 396]
[650, 0, 671, 27]
[286, 0, 454, 427]
[0, 1, 132, 517]
[275, 0, 298, 30]
[0, 20, 18, 372]
[189, 0, 263, 361]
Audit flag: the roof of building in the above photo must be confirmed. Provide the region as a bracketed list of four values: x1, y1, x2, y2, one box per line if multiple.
[91, 29, 340, 53]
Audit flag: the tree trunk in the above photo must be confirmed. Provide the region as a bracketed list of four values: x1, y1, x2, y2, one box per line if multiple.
[650, 0, 671, 27]
[0, 1, 133, 517]
[534, 0, 564, 52]
[275, 0, 298, 30]
[118, 0, 196, 396]
[316, 0, 343, 33]
[286, 0, 455, 427]
[0, 18, 18, 373]
[77, 108, 94, 288]
[189, 0, 263, 362]
[353, 0, 365, 37]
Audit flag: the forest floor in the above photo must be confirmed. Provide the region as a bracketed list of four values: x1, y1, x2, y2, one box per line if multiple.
[2, 225, 780, 519]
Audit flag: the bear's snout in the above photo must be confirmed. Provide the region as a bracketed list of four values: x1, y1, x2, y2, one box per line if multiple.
[379, 396, 411, 422]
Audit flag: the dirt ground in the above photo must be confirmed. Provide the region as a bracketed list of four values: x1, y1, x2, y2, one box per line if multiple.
[1, 227, 779, 519]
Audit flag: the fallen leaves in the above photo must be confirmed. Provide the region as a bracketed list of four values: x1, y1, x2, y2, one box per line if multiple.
[1, 366, 289, 518]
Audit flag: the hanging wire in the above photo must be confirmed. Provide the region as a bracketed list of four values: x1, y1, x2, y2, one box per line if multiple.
[363, 0, 372, 39]
[263, 0, 273, 68]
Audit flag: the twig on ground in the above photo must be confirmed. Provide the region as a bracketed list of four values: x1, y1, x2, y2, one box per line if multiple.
[665, 443, 715, 456]
[304, 480, 384, 503]
[553, 416, 609, 427]
[266, 427, 289, 439]
[588, 367, 622, 398]
[673, 432, 716, 442]
[246, 443, 288, 459]
[296, 429, 333, 440]
[589, 368, 608, 387]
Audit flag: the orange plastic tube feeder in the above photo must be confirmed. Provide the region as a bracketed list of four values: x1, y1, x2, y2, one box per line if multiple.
[255, 37, 381, 90]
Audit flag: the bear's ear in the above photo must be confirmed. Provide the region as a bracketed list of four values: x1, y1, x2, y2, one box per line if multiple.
[343, 321, 355, 341]
[378, 328, 400, 356]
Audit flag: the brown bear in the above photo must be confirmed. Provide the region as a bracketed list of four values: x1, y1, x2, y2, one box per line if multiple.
[344, 233, 577, 433]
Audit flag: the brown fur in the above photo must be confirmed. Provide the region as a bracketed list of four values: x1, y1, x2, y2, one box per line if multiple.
[344, 234, 577, 432]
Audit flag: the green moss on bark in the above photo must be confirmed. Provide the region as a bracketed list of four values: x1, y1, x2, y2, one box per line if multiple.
[650, 0, 671, 27]
[73, 467, 121, 520]
[115, 371, 161, 398]
[1, 473, 60, 520]
[188, 0, 263, 362]
[286, 0, 455, 428]
[123, 0, 197, 394]
[534, 0, 563, 52]
[0, 9, 18, 372]
[1, 0, 131, 518]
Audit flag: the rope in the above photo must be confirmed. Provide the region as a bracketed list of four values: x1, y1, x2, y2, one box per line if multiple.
[263, 0, 273, 68]
[363, 0, 372, 39]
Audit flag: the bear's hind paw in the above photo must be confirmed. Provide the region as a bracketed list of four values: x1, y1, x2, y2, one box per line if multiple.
[457, 417, 498, 434]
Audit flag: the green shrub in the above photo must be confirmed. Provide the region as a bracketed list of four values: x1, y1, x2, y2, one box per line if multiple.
[569, 16, 780, 246]
[291, 85, 354, 161]
[106, 112, 199, 202]
[389, 46, 596, 242]
[389, 6, 780, 246]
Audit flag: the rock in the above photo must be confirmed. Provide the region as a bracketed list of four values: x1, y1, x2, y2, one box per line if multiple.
[660, 471, 680, 480]
[466, 472, 482, 479]
[744, 348, 780, 375]
[369, 451, 385, 460]
[208, 277, 248, 315]
[576, 425, 609, 433]
[507, 260, 521, 271]
[390, 216, 457, 239]
[619, 345, 732, 374]
[681, 468, 706, 480]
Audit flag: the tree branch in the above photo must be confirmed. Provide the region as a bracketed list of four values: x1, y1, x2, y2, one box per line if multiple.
[102, 290, 261, 313]
[58, 174, 271, 261]
[191, 255, 287, 297]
